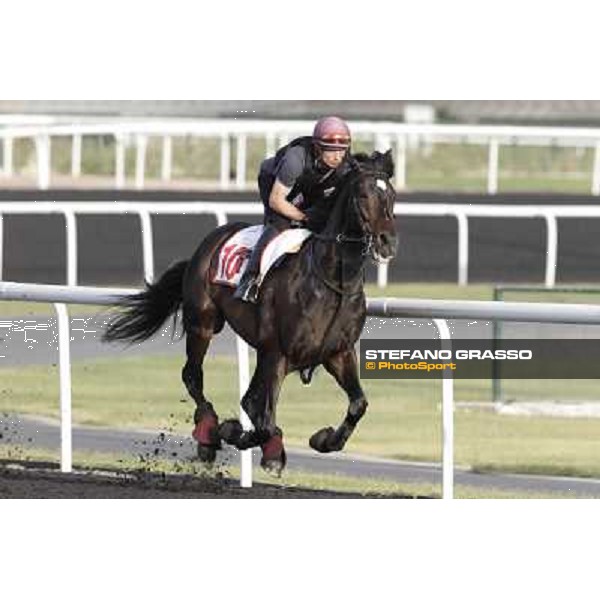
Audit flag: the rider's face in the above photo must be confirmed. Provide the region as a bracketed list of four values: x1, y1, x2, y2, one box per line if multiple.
[320, 149, 346, 169]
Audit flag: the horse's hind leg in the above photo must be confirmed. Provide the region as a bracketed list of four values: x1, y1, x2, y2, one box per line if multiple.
[309, 349, 368, 453]
[182, 305, 223, 463]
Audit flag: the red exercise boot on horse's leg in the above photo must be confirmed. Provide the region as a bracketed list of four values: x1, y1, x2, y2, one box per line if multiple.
[182, 302, 225, 463]
[183, 336, 220, 463]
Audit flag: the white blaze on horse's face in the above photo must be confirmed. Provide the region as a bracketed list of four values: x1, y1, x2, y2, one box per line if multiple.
[376, 179, 387, 192]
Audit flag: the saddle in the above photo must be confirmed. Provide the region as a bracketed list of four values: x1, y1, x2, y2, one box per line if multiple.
[212, 225, 312, 288]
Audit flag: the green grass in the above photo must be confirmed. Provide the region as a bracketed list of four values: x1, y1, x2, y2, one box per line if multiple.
[496, 288, 600, 305]
[365, 282, 496, 301]
[1, 353, 600, 479]
[0, 301, 116, 318]
[366, 283, 600, 304]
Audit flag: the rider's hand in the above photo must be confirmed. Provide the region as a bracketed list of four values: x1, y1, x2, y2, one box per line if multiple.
[290, 219, 306, 229]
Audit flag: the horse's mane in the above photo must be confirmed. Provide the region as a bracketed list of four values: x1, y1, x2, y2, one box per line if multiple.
[351, 152, 371, 166]
[350, 150, 394, 175]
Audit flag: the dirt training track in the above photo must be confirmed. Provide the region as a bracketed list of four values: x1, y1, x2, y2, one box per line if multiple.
[0, 460, 415, 499]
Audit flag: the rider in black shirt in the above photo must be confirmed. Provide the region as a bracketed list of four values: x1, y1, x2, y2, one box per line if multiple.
[234, 115, 353, 303]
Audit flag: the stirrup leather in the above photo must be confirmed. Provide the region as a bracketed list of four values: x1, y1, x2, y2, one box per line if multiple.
[242, 278, 260, 303]
[235, 276, 260, 303]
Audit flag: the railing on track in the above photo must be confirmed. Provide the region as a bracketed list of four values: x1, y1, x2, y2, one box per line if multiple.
[4, 282, 600, 499]
[2, 200, 600, 288]
[2, 118, 600, 194]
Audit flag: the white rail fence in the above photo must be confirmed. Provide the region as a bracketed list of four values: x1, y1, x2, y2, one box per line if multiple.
[1, 201, 600, 288]
[3, 281, 600, 499]
[2, 119, 600, 194]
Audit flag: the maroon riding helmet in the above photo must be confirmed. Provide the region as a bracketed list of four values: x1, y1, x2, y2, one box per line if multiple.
[313, 116, 351, 151]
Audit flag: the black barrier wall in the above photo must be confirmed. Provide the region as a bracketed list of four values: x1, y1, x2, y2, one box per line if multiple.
[1, 190, 600, 285]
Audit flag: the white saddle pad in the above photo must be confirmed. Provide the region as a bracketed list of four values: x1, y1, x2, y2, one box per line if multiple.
[213, 225, 312, 287]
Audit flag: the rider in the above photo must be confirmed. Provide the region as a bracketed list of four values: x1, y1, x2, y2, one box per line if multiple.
[234, 115, 353, 303]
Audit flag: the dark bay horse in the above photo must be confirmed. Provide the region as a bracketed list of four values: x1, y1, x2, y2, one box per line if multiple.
[103, 150, 398, 473]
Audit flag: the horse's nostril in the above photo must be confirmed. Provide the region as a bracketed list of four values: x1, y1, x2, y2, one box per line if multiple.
[379, 233, 391, 246]
[377, 232, 397, 257]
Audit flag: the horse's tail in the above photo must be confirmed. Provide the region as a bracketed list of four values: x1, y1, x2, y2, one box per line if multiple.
[103, 260, 189, 344]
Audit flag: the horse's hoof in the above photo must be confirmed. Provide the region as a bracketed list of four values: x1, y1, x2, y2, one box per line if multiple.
[197, 443, 217, 464]
[260, 449, 287, 477]
[260, 435, 287, 475]
[260, 457, 285, 477]
[309, 427, 336, 453]
[192, 412, 221, 447]
[219, 419, 243, 445]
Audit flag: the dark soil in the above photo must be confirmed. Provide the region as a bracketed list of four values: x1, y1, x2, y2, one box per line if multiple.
[0, 460, 418, 499]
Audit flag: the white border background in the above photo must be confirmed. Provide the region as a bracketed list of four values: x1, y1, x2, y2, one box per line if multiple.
[2, 1, 598, 598]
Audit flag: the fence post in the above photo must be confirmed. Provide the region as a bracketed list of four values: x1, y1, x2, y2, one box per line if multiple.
[115, 134, 126, 189]
[138, 210, 155, 283]
[265, 133, 275, 158]
[161, 135, 172, 182]
[71, 134, 82, 178]
[395, 133, 407, 190]
[54, 302, 72, 473]
[236, 336, 253, 488]
[35, 133, 51, 190]
[220, 133, 231, 189]
[592, 141, 600, 196]
[215, 211, 228, 227]
[278, 133, 290, 148]
[487, 137, 499, 195]
[375, 133, 391, 153]
[62, 210, 78, 286]
[456, 213, 469, 286]
[135, 134, 147, 190]
[491, 286, 503, 405]
[236, 133, 247, 189]
[433, 318, 453, 500]
[377, 263, 388, 288]
[544, 213, 558, 288]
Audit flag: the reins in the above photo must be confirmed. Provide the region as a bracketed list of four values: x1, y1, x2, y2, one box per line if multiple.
[308, 242, 365, 297]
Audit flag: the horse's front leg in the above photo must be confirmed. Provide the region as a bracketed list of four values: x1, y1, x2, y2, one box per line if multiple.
[219, 352, 288, 474]
[309, 348, 368, 453]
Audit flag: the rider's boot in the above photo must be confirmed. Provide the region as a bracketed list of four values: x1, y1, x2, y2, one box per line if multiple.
[234, 225, 280, 303]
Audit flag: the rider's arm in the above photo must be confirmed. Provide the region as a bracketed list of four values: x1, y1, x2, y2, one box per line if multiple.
[268, 179, 307, 222]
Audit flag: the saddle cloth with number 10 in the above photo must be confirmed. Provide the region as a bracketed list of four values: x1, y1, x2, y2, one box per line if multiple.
[212, 224, 312, 287]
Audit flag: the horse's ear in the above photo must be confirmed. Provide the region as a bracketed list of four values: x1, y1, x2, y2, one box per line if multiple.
[379, 149, 395, 178]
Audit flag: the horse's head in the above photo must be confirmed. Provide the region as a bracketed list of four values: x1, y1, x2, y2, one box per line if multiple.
[345, 150, 398, 263]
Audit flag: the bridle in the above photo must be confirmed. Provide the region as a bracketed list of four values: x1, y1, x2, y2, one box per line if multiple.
[309, 167, 394, 295]
[312, 168, 394, 252]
